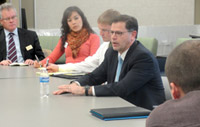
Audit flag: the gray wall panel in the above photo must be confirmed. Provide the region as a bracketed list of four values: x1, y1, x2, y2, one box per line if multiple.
[35, 0, 195, 29]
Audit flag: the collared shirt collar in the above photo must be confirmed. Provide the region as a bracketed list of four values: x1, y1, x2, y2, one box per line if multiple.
[4, 28, 18, 37]
[118, 48, 129, 61]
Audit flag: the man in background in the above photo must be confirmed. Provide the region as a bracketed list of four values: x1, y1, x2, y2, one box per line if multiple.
[146, 40, 200, 126]
[0, 3, 44, 65]
[46, 9, 120, 73]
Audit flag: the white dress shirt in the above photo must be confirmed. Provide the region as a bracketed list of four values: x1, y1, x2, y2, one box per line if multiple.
[59, 41, 110, 73]
[91, 48, 129, 96]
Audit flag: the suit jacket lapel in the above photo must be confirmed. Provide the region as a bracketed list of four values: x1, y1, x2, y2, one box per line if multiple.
[0, 30, 7, 60]
[107, 49, 118, 82]
[18, 28, 26, 58]
[123, 40, 138, 63]
[119, 40, 138, 80]
[113, 52, 118, 81]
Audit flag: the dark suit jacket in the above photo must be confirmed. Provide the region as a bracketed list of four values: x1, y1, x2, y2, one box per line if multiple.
[77, 40, 166, 110]
[0, 27, 45, 61]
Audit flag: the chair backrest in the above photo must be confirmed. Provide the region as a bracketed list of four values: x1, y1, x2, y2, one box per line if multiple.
[175, 38, 191, 47]
[42, 49, 52, 57]
[38, 36, 60, 50]
[161, 76, 172, 100]
[137, 37, 158, 56]
[175, 38, 200, 48]
[38, 36, 65, 64]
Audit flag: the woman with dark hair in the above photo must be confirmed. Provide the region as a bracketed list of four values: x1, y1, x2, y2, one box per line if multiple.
[34, 6, 100, 67]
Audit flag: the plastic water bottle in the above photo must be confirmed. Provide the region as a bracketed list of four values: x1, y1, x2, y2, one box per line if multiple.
[40, 68, 49, 98]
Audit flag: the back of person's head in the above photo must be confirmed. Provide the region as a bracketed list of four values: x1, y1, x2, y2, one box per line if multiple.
[0, 3, 16, 19]
[112, 15, 138, 38]
[165, 40, 200, 93]
[97, 9, 120, 25]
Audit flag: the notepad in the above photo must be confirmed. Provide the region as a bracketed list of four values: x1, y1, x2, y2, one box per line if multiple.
[9, 62, 28, 66]
[36, 70, 85, 79]
[48, 71, 85, 76]
[90, 106, 151, 121]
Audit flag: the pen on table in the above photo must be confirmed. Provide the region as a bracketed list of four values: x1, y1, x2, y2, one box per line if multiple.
[35, 55, 40, 63]
[46, 58, 49, 67]
[35, 55, 41, 67]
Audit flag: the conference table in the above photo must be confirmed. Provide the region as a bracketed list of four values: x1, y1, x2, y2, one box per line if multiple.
[0, 66, 146, 127]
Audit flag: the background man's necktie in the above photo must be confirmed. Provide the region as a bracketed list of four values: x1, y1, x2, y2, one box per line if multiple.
[115, 56, 123, 82]
[8, 33, 17, 62]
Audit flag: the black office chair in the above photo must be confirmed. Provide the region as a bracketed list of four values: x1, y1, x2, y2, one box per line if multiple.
[189, 34, 200, 39]
[161, 76, 172, 100]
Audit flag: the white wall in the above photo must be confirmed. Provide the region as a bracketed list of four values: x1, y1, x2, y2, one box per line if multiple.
[14, 0, 197, 56]
[10, 0, 21, 26]
[35, 0, 194, 29]
[21, 0, 34, 28]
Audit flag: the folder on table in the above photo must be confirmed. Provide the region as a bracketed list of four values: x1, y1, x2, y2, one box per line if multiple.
[49, 72, 85, 79]
[50, 73, 84, 79]
[90, 106, 151, 121]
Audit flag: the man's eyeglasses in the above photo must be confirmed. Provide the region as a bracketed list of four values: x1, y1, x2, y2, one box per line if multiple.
[1, 15, 17, 21]
[110, 30, 132, 36]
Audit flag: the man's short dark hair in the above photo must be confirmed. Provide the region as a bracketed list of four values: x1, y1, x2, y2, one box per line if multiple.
[165, 40, 200, 93]
[112, 14, 138, 35]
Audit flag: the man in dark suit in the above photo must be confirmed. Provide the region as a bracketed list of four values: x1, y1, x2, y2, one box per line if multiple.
[0, 3, 44, 65]
[53, 15, 165, 110]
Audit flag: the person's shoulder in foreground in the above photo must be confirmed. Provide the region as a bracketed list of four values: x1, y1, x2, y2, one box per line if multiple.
[146, 40, 200, 127]
[146, 91, 200, 127]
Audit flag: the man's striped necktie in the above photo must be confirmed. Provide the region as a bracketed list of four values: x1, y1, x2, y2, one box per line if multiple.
[8, 33, 17, 62]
